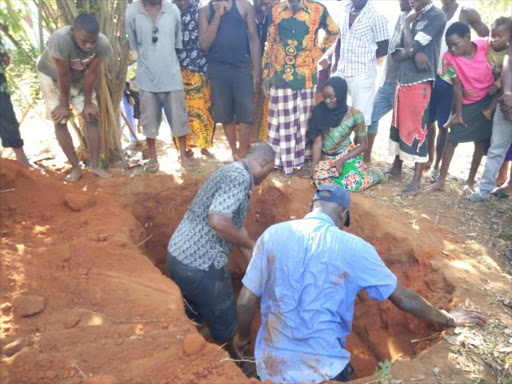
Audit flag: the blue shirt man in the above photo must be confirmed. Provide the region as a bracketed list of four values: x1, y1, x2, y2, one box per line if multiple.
[235, 184, 486, 383]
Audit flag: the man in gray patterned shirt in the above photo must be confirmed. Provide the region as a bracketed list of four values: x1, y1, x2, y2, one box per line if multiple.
[167, 143, 275, 351]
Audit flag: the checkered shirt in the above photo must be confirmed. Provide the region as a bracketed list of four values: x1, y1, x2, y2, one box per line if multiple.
[334, 0, 389, 78]
[168, 162, 252, 270]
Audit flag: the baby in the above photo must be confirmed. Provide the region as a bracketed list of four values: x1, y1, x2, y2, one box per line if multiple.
[483, 17, 512, 120]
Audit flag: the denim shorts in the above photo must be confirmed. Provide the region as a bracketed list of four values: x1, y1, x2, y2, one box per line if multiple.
[427, 75, 453, 127]
[367, 81, 395, 135]
[167, 253, 237, 343]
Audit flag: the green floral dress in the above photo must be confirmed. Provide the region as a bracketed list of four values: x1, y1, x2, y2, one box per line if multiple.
[313, 107, 386, 192]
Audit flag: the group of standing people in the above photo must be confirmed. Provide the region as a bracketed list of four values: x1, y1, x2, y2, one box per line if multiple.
[0, 0, 510, 198]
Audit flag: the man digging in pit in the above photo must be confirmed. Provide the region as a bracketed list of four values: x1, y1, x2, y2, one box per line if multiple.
[167, 142, 275, 356]
[36, 13, 113, 181]
[234, 184, 486, 383]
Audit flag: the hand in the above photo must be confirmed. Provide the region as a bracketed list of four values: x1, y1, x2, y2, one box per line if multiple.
[447, 308, 486, 327]
[213, 1, 229, 17]
[500, 92, 512, 111]
[414, 51, 432, 72]
[318, 58, 330, 70]
[232, 334, 251, 360]
[262, 78, 270, 98]
[51, 103, 70, 123]
[406, 9, 423, 24]
[334, 158, 345, 174]
[253, 71, 261, 94]
[444, 113, 466, 129]
[1, 53, 10, 68]
[82, 102, 99, 123]
[128, 96, 135, 106]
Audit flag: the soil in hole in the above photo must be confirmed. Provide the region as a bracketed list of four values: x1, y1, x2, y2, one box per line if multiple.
[129, 178, 455, 380]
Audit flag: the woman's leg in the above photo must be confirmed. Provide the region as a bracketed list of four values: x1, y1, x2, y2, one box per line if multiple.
[426, 142, 458, 192]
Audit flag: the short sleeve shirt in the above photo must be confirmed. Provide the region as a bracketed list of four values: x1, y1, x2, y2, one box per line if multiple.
[322, 107, 366, 155]
[168, 162, 253, 271]
[125, 1, 184, 92]
[334, 0, 389, 78]
[242, 212, 397, 384]
[441, 39, 495, 104]
[36, 26, 113, 83]
[395, 4, 447, 86]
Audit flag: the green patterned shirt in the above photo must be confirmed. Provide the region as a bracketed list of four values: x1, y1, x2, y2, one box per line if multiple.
[322, 107, 366, 155]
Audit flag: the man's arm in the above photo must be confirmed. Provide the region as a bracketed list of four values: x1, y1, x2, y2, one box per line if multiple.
[82, 57, 102, 121]
[51, 57, 72, 122]
[125, 9, 138, 51]
[235, 286, 259, 350]
[461, 7, 489, 38]
[208, 212, 255, 249]
[319, 9, 339, 53]
[376, 40, 389, 59]
[198, 2, 227, 52]
[389, 283, 486, 327]
[244, 0, 262, 88]
[261, 8, 276, 96]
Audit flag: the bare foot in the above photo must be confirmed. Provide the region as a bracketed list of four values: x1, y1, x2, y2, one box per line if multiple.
[201, 149, 215, 159]
[91, 167, 112, 179]
[65, 167, 83, 182]
[185, 149, 194, 158]
[180, 155, 197, 169]
[460, 184, 474, 196]
[425, 180, 445, 193]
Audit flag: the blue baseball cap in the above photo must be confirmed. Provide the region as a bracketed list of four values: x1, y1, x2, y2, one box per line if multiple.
[312, 184, 351, 227]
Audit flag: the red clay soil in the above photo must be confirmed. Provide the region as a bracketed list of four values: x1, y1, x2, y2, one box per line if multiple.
[0, 160, 253, 384]
[0, 159, 460, 383]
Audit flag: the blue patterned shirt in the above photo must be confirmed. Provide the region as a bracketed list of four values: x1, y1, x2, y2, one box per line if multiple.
[168, 162, 253, 270]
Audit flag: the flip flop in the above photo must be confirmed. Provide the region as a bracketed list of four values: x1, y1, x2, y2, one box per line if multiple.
[401, 184, 419, 197]
[491, 190, 510, 199]
[145, 161, 160, 173]
[430, 169, 439, 182]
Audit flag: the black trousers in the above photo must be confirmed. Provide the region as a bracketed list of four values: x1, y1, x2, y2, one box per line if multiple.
[0, 73, 23, 149]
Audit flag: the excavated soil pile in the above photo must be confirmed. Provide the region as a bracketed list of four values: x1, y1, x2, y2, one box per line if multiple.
[1, 159, 456, 382]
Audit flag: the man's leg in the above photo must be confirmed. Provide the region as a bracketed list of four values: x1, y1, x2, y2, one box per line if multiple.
[432, 127, 448, 172]
[234, 67, 255, 159]
[426, 141, 458, 192]
[83, 117, 111, 178]
[468, 108, 512, 200]
[365, 81, 395, 163]
[55, 123, 82, 181]
[164, 90, 196, 167]
[140, 90, 162, 172]
[0, 84, 30, 166]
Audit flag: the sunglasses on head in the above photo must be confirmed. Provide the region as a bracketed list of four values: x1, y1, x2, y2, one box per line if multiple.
[152, 26, 159, 43]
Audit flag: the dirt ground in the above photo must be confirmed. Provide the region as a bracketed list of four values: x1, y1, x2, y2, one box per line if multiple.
[1, 109, 512, 383]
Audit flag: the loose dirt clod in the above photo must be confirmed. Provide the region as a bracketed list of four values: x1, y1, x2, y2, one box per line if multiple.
[183, 333, 206, 355]
[13, 295, 45, 317]
[2, 338, 30, 357]
[64, 192, 94, 211]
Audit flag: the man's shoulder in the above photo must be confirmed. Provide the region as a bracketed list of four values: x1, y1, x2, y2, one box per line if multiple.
[305, 0, 327, 12]
[50, 26, 72, 42]
[426, 5, 447, 22]
[164, 1, 181, 15]
[214, 162, 250, 182]
[126, 1, 140, 15]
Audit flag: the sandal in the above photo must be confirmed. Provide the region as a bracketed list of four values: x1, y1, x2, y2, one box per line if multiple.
[145, 161, 160, 173]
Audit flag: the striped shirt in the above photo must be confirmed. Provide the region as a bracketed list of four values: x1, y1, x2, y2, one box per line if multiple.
[333, 0, 389, 78]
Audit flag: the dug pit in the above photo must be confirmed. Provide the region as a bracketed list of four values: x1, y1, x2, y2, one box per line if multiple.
[127, 177, 455, 380]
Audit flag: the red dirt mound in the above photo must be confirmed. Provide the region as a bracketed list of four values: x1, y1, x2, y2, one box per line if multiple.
[0, 159, 250, 384]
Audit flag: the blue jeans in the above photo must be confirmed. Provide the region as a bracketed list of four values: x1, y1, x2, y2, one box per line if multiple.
[367, 81, 395, 134]
[477, 108, 512, 196]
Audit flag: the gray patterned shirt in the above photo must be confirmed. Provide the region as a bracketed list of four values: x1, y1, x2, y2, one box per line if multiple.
[168, 162, 253, 270]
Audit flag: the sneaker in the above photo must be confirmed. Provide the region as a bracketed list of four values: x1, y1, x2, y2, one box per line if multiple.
[465, 191, 487, 202]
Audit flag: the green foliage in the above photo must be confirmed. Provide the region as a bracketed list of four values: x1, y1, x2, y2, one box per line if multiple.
[478, 0, 512, 25]
[375, 359, 392, 383]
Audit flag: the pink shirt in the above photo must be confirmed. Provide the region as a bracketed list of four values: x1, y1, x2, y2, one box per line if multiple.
[441, 39, 494, 104]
